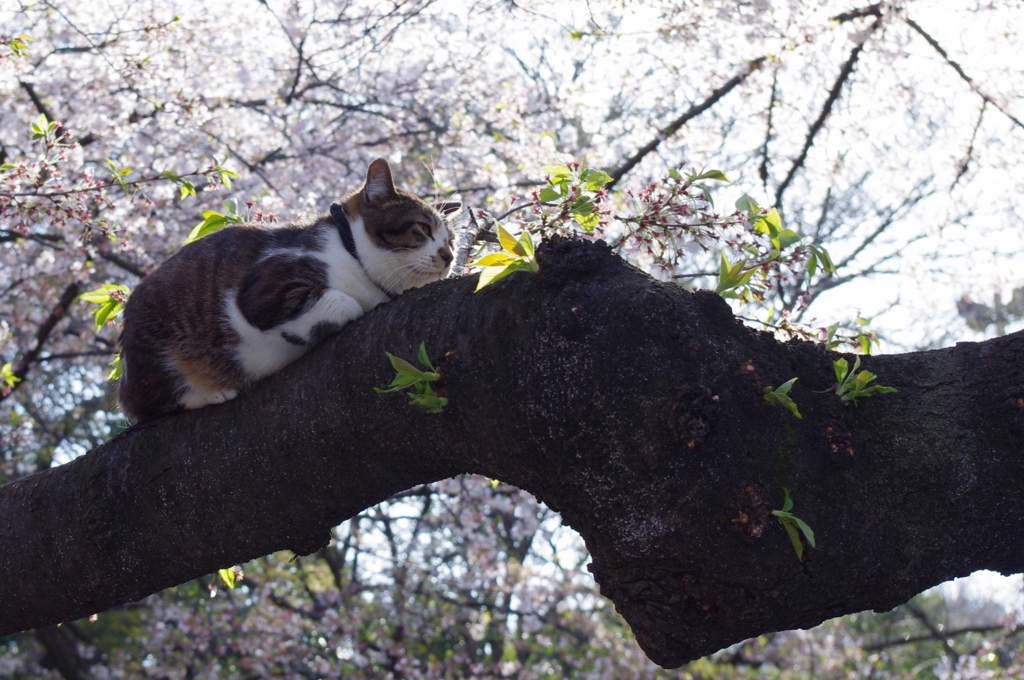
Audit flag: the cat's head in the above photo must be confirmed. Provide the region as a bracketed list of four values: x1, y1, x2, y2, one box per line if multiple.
[343, 159, 460, 295]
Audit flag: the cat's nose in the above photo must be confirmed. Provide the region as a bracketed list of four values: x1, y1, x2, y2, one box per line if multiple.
[438, 245, 453, 267]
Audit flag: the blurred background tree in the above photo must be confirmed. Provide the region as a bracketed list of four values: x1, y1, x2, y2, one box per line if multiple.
[2, 0, 1022, 677]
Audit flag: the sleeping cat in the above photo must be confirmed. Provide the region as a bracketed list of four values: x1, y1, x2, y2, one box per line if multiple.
[119, 158, 459, 422]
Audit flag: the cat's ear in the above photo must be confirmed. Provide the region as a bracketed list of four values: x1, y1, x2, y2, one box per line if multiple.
[363, 158, 397, 205]
[433, 201, 462, 217]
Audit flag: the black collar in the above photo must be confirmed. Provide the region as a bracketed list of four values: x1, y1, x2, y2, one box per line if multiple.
[330, 204, 360, 262]
[329, 203, 394, 301]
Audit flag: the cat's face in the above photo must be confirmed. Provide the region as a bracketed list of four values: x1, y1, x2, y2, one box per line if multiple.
[346, 159, 459, 295]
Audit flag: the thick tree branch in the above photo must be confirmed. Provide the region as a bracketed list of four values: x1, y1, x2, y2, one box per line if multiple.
[2, 240, 1024, 668]
[606, 57, 767, 190]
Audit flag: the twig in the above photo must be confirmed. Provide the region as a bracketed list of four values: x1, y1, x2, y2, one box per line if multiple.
[454, 208, 485, 271]
[2, 169, 211, 199]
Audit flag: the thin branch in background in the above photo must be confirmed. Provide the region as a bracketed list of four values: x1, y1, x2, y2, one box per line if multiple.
[203, 129, 279, 194]
[862, 624, 1006, 652]
[905, 602, 961, 663]
[774, 19, 880, 213]
[759, 68, 778, 192]
[905, 16, 1024, 131]
[1, 282, 80, 402]
[606, 56, 768, 190]
[834, 182, 933, 270]
[38, 350, 115, 362]
[18, 80, 56, 121]
[831, 3, 883, 23]
[953, 101, 987, 189]
[97, 247, 147, 278]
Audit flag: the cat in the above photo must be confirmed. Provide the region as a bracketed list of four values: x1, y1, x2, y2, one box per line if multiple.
[118, 158, 460, 422]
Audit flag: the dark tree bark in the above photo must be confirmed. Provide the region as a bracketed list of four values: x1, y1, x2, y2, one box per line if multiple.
[1, 239, 1023, 668]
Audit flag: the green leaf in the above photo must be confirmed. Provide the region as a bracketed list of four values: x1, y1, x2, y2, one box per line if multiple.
[775, 377, 798, 396]
[785, 519, 804, 560]
[781, 519, 804, 561]
[781, 487, 793, 513]
[518, 230, 535, 258]
[1, 362, 20, 388]
[583, 169, 613, 190]
[699, 184, 714, 207]
[475, 261, 529, 291]
[690, 169, 730, 182]
[539, 164, 572, 178]
[93, 300, 119, 330]
[775, 228, 801, 250]
[668, 168, 683, 181]
[471, 252, 518, 267]
[814, 245, 837, 274]
[218, 567, 237, 589]
[764, 388, 802, 418]
[386, 353, 429, 380]
[833, 357, 849, 384]
[793, 516, 816, 548]
[735, 193, 761, 214]
[217, 166, 238, 189]
[183, 212, 230, 245]
[106, 352, 124, 381]
[538, 186, 560, 202]
[806, 250, 818, 277]
[416, 342, 433, 370]
[574, 211, 600, 233]
[825, 322, 839, 349]
[496, 222, 520, 254]
[753, 209, 781, 238]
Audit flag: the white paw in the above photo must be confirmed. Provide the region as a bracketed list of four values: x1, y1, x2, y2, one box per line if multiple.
[207, 388, 239, 405]
[181, 386, 239, 410]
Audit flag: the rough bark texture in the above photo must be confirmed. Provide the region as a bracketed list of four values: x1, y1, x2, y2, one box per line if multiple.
[1, 239, 1023, 668]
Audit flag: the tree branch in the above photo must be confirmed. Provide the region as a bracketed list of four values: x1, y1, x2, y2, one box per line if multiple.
[18, 80, 56, 122]
[2, 240, 1024, 669]
[1, 282, 80, 402]
[905, 16, 1024, 132]
[606, 57, 767, 190]
[774, 20, 879, 212]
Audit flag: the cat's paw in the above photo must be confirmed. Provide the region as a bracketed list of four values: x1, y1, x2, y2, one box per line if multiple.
[181, 386, 239, 410]
[208, 388, 239, 404]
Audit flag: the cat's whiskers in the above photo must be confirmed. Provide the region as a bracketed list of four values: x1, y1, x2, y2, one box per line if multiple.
[378, 260, 427, 295]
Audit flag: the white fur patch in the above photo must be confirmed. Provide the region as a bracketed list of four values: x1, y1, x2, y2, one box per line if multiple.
[223, 285, 366, 380]
[349, 215, 453, 295]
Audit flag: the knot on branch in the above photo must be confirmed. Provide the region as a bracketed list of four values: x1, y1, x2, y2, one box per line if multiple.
[536, 236, 614, 287]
